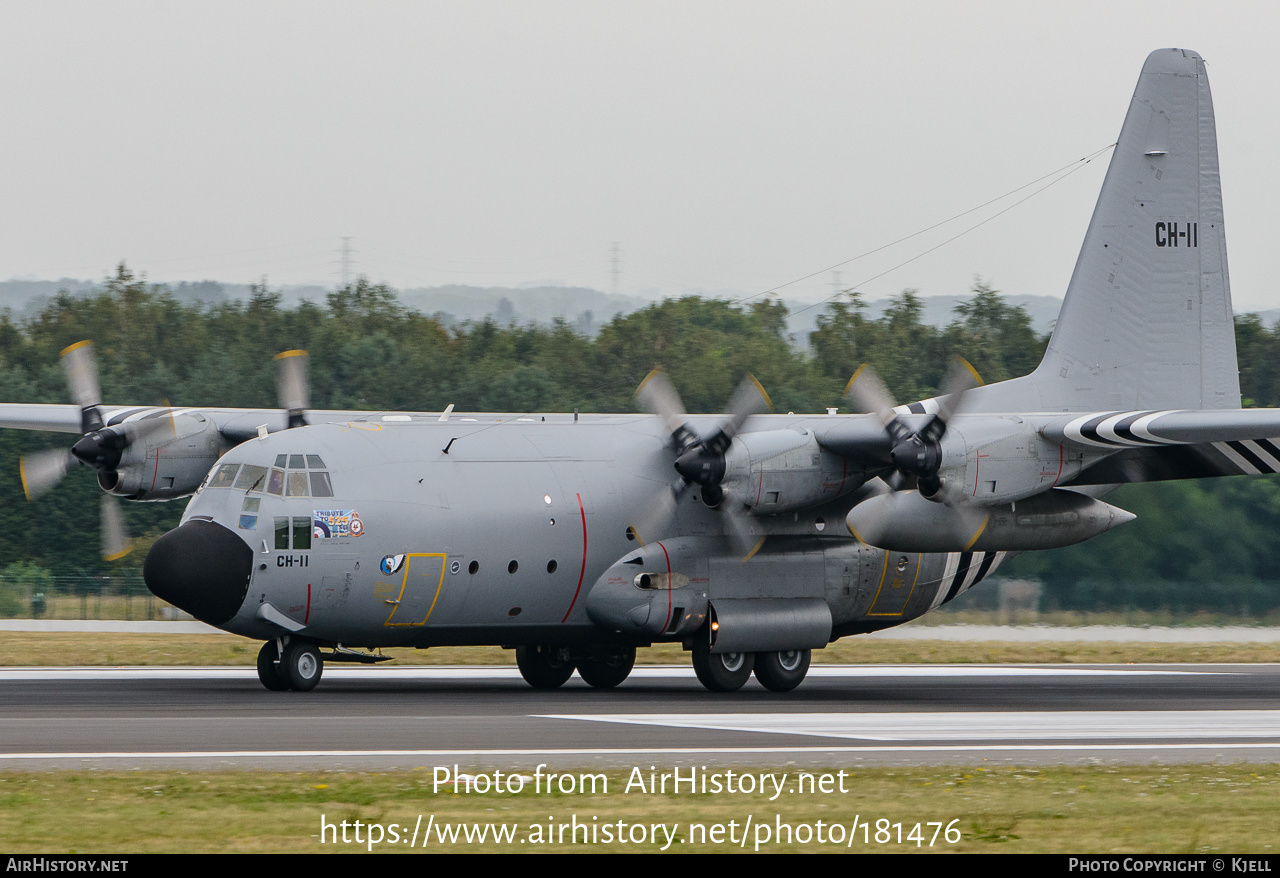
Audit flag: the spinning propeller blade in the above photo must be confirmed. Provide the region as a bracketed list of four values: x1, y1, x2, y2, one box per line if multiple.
[274, 350, 310, 429]
[101, 494, 131, 561]
[19, 449, 74, 501]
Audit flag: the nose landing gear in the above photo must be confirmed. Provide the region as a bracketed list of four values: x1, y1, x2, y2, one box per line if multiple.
[256, 639, 324, 692]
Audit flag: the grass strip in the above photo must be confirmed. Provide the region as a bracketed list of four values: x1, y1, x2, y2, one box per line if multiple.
[2, 765, 1278, 853]
[2, 633, 1280, 667]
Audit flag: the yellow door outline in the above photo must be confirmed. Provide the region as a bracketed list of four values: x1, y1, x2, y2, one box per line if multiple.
[866, 551, 923, 617]
[384, 553, 447, 627]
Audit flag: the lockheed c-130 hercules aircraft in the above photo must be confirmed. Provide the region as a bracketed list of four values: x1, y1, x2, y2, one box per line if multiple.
[3, 48, 1277, 693]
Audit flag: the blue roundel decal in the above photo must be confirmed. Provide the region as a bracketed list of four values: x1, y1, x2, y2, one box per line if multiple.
[380, 554, 406, 576]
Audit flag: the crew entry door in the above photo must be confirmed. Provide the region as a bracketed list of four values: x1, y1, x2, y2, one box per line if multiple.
[383, 553, 447, 626]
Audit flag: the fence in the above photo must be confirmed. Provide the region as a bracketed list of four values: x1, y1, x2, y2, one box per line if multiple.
[0, 573, 176, 621]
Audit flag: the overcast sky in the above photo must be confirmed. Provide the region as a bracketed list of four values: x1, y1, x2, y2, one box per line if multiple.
[2, 1, 1277, 311]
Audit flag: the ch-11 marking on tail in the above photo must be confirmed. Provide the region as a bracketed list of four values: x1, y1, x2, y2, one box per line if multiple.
[4, 48, 1276, 693]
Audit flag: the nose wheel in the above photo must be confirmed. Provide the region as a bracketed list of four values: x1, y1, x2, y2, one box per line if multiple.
[256, 639, 324, 692]
[256, 641, 290, 691]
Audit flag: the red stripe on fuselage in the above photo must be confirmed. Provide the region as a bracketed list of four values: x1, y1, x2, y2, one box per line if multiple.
[560, 493, 588, 623]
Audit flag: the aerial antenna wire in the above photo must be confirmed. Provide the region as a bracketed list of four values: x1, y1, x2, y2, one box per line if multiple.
[736, 142, 1117, 309]
[786, 143, 1116, 319]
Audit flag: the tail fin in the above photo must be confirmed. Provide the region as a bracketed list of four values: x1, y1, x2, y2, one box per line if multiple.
[975, 48, 1240, 413]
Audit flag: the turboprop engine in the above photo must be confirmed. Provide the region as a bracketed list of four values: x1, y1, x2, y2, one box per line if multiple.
[87, 412, 226, 499]
[693, 428, 864, 514]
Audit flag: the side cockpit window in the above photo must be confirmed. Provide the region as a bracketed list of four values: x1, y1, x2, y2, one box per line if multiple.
[210, 464, 239, 488]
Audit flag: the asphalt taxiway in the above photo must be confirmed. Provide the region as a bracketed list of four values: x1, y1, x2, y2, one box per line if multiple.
[2, 663, 1279, 769]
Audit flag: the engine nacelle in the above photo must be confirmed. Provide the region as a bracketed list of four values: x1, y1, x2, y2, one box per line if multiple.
[721, 428, 865, 514]
[585, 538, 710, 640]
[928, 417, 1087, 505]
[100, 413, 227, 500]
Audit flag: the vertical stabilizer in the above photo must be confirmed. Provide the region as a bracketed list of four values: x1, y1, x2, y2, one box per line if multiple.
[973, 48, 1239, 413]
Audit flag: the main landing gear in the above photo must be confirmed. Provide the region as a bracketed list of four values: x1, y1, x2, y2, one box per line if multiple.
[515, 645, 638, 690]
[515, 645, 575, 689]
[257, 639, 324, 692]
[691, 635, 812, 693]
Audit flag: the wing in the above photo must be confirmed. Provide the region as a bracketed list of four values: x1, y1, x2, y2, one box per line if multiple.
[1039, 409, 1280, 483]
[0, 404, 84, 433]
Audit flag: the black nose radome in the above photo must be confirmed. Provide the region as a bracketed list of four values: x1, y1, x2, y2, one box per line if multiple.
[144, 520, 253, 626]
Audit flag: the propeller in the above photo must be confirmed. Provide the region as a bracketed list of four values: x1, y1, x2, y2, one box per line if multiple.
[844, 356, 982, 498]
[19, 343, 311, 560]
[19, 341, 172, 560]
[632, 370, 772, 556]
[843, 357, 989, 549]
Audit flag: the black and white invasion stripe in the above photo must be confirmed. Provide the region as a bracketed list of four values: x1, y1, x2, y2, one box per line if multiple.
[928, 550, 1008, 609]
[1061, 410, 1185, 447]
[1209, 439, 1280, 475]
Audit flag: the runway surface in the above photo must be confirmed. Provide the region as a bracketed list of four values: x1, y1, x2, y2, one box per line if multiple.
[3, 664, 1279, 769]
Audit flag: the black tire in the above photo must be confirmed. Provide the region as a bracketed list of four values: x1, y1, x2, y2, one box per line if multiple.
[256, 641, 290, 691]
[692, 636, 754, 692]
[516, 645, 575, 689]
[753, 649, 811, 692]
[575, 648, 636, 689]
[280, 640, 324, 692]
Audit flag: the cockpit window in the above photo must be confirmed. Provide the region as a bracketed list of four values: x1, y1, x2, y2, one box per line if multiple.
[234, 464, 268, 492]
[309, 471, 334, 498]
[286, 471, 309, 497]
[210, 464, 239, 488]
[209, 456, 332, 497]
